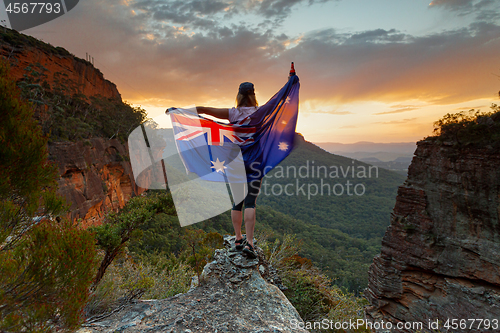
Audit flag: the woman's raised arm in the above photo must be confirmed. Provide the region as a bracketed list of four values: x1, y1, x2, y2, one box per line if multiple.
[196, 106, 229, 119]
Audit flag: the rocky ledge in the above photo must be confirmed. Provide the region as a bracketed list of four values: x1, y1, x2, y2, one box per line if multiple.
[79, 237, 308, 333]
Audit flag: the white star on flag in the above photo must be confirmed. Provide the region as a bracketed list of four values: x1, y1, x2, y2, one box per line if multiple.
[211, 158, 227, 173]
[278, 142, 289, 151]
[285, 96, 291, 104]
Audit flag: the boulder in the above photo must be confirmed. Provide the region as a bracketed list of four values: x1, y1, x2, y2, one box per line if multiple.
[80, 237, 308, 333]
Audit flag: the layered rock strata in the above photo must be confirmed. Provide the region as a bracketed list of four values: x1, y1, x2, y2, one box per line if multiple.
[365, 140, 500, 332]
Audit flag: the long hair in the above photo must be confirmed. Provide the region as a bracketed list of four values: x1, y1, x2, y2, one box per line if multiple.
[236, 93, 258, 108]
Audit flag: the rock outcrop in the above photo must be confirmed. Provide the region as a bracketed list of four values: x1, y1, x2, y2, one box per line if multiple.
[79, 237, 308, 333]
[1, 29, 120, 100]
[365, 140, 500, 331]
[1, 30, 139, 226]
[49, 138, 145, 227]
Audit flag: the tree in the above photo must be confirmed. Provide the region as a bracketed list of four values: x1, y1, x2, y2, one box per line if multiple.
[0, 60, 62, 250]
[90, 193, 175, 287]
[0, 58, 99, 332]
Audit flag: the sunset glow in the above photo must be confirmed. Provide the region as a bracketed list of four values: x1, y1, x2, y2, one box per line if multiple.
[1, 0, 498, 143]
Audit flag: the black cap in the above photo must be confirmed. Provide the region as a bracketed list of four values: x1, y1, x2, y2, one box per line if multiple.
[238, 82, 255, 96]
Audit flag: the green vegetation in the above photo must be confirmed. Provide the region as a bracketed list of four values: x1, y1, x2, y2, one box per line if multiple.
[90, 193, 175, 287]
[85, 252, 194, 318]
[123, 191, 382, 294]
[17, 62, 147, 142]
[431, 104, 500, 146]
[1, 27, 94, 67]
[257, 134, 405, 293]
[256, 205, 381, 294]
[86, 190, 227, 317]
[87, 191, 368, 331]
[0, 58, 99, 332]
[261, 134, 404, 239]
[124, 131, 403, 294]
[1, 219, 100, 331]
[261, 235, 369, 332]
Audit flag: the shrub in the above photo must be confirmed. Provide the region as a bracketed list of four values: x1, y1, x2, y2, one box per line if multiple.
[85, 251, 194, 319]
[1, 220, 99, 331]
[183, 228, 224, 281]
[134, 253, 195, 300]
[0, 57, 99, 332]
[432, 104, 500, 146]
[260, 234, 370, 333]
[90, 192, 176, 287]
[0, 60, 63, 249]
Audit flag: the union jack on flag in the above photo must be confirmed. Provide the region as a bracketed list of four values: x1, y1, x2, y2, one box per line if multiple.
[171, 111, 256, 146]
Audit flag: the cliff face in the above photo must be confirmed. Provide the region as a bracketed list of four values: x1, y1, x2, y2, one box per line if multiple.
[365, 140, 500, 330]
[1, 33, 120, 100]
[49, 138, 145, 227]
[0, 29, 142, 226]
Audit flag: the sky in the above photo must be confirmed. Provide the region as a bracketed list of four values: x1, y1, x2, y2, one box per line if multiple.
[1, 0, 499, 143]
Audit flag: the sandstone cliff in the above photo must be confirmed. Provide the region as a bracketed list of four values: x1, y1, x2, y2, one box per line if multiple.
[1, 29, 143, 225]
[365, 140, 500, 331]
[49, 138, 145, 227]
[1, 28, 120, 100]
[79, 237, 308, 333]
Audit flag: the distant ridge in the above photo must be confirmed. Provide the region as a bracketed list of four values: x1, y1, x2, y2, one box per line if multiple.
[315, 141, 417, 155]
[314, 141, 416, 175]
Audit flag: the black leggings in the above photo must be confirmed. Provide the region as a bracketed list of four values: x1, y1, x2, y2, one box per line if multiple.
[231, 179, 262, 211]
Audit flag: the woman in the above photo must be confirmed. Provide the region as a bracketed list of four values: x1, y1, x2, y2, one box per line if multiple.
[196, 82, 260, 259]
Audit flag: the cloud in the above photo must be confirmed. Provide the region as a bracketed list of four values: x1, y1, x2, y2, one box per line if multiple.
[339, 125, 357, 129]
[255, 0, 304, 20]
[307, 110, 353, 115]
[242, 0, 337, 22]
[132, 0, 228, 31]
[131, 0, 337, 31]
[428, 0, 496, 11]
[25, 0, 500, 110]
[282, 22, 500, 105]
[347, 28, 408, 44]
[376, 118, 418, 125]
[428, 0, 499, 22]
[453, 105, 487, 110]
[374, 105, 420, 115]
[428, 0, 474, 10]
[475, 7, 500, 22]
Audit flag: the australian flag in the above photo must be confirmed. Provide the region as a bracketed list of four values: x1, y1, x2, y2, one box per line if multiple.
[170, 74, 300, 183]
